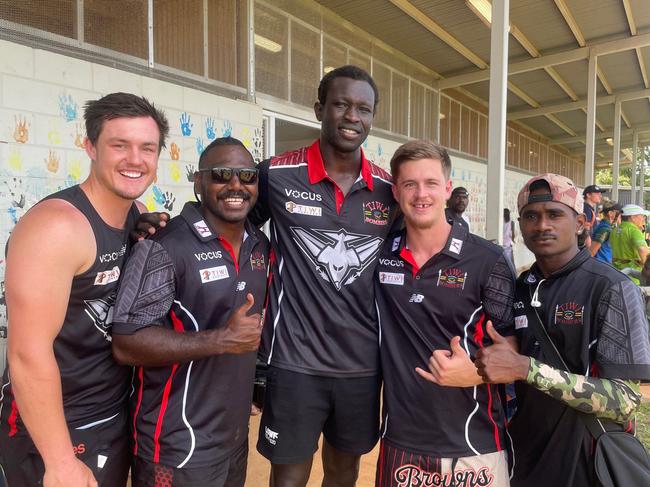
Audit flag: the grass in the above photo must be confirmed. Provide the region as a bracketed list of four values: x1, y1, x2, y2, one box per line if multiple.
[637, 400, 650, 449]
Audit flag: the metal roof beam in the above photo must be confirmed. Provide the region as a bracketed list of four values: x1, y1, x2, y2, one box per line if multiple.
[507, 87, 650, 120]
[550, 122, 650, 145]
[437, 31, 650, 90]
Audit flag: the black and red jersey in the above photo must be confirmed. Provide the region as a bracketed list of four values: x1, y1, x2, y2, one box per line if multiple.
[509, 249, 650, 487]
[1, 185, 138, 436]
[249, 140, 396, 378]
[112, 202, 270, 469]
[375, 223, 516, 458]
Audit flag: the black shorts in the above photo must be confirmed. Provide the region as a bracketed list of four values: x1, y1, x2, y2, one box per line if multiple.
[0, 410, 130, 487]
[256, 367, 380, 464]
[132, 440, 248, 487]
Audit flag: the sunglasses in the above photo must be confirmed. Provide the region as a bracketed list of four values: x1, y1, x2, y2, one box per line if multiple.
[197, 167, 259, 184]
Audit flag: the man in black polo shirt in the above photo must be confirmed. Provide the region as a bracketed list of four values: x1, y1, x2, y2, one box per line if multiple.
[580, 183, 604, 247]
[251, 65, 395, 486]
[475, 173, 650, 486]
[111, 137, 270, 486]
[374, 140, 516, 486]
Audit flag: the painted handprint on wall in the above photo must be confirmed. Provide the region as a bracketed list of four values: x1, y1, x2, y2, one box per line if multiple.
[73, 123, 85, 148]
[48, 119, 62, 145]
[162, 191, 176, 211]
[45, 150, 60, 173]
[58, 94, 78, 122]
[13, 115, 29, 143]
[180, 113, 193, 136]
[5, 177, 26, 209]
[170, 162, 181, 183]
[185, 164, 196, 182]
[221, 120, 232, 137]
[8, 150, 23, 171]
[205, 118, 216, 140]
[196, 137, 205, 156]
[170, 142, 181, 161]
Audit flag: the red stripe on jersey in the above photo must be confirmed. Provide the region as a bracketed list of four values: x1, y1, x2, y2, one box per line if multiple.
[377, 441, 385, 487]
[132, 366, 144, 455]
[473, 313, 486, 346]
[170, 310, 186, 333]
[485, 383, 502, 451]
[263, 250, 276, 323]
[269, 147, 308, 167]
[153, 363, 179, 463]
[7, 400, 18, 437]
[370, 163, 392, 183]
[399, 247, 420, 276]
[218, 237, 239, 274]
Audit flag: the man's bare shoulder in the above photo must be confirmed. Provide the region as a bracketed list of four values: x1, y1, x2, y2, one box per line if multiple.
[9, 198, 95, 272]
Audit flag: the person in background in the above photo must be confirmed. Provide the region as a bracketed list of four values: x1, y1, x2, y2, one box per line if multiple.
[590, 201, 622, 264]
[579, 184, 605, 248]
[445, 186, 470, 231]
[610, 204, 650, 284]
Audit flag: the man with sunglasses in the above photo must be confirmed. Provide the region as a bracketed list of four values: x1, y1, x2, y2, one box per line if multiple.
[251, 65, 396, 486]
[111, 137, 270, 486]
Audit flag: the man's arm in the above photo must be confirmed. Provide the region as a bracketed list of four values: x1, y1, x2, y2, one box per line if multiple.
[475, 324, 643, 422]
[111, 240, 262, 366]
[638, 244, 648, 264]
[6, 201, 98, 486]
[417, 253, 517, 387]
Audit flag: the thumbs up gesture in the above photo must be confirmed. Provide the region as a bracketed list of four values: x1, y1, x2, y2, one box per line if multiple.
[215, 293, 263, 355]
[415, 335, 482, 387]
[474, 321, 529, 383]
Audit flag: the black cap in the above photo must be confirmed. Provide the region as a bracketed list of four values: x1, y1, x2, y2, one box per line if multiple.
[451, 187, 469, 196]
[583, 184, 605, 196]
[603, 202, 622, 212]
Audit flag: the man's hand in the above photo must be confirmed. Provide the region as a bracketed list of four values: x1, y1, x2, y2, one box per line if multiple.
[475, 322, 529, 384]
[415, 336, 482, 387]
[131, 211, 170, 241]
[44, 457, 97, 487]
[214, 293, 262, 355]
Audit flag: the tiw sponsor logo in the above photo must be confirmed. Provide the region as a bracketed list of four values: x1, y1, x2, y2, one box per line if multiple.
[99, 244, 127, 263]
[200, 265, 229, 283]
[94, 266, 120, 286]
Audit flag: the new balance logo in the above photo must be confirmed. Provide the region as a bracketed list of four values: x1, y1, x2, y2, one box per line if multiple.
[265, 426, 279, 445]
[409, 293, 424, 303]
[236, 281, 246, 291]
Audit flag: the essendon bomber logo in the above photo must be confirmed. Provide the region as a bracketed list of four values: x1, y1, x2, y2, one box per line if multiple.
[291, 227, 383, 291]
[363, 201, 389, 226]
[250, 251, 266, 271]
[555, 301, 584, 325]
[394, 464, 494, 487]
[84, 292, 116, 342]
[436, 267, 467, 289]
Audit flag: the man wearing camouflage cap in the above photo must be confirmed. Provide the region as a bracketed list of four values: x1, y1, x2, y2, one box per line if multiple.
[474, 173, 650, 486]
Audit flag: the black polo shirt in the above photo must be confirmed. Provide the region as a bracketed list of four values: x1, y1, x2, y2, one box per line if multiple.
[375, 223, 516, 457]
[509, 249, 650, 487]
[112, 202, 270, 469]
[249, 140, 396, 377]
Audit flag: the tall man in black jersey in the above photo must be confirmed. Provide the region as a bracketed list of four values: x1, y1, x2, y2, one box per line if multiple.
[250, 65, 395, 486]
[0, 93, 169, 487]
[374, 140, 516, 487]
[111, 137, 269, 487]
[476, 174, 650, 486]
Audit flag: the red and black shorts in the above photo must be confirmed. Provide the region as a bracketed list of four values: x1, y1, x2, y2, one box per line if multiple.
[0, 410, 130, 487]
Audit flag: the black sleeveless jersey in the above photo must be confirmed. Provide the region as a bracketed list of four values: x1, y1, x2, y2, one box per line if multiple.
[1, 185, 139, 435]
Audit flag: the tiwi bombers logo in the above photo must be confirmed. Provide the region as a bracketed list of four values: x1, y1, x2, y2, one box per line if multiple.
[84, 292, 116, 342]
[291, 227, 383, 291]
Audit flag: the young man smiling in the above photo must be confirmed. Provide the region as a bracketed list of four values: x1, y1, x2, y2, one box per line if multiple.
[251, 65, 395, 487]
[374, 140, 516, 487]
[0, 93, 169, 487]
[475, 174, 650, 486]
[111, 137, 270, 487]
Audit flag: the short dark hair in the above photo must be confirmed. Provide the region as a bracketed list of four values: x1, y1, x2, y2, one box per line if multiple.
[198, 137, 249, 169]
[84, 92, 169, 151]
[390, 140, 452, 180]
[318, 65, 379, 110]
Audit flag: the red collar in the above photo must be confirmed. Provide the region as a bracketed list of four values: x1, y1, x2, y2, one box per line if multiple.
[306, 140, 373, 190]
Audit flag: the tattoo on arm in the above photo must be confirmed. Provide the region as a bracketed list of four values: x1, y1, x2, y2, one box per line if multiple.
[526, 358, 642, 423]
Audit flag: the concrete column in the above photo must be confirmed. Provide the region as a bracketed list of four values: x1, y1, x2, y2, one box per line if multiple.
[612, 100, 621, 201]
[584, 52, 597, 186]
[632, 130, 639, 204]
[433, 89, 441, 143]
[642, 145, 647, 207]
[486, 0, 509, 244]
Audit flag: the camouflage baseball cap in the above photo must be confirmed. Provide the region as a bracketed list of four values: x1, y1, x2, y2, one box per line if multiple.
[517, 173, 583, 215]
